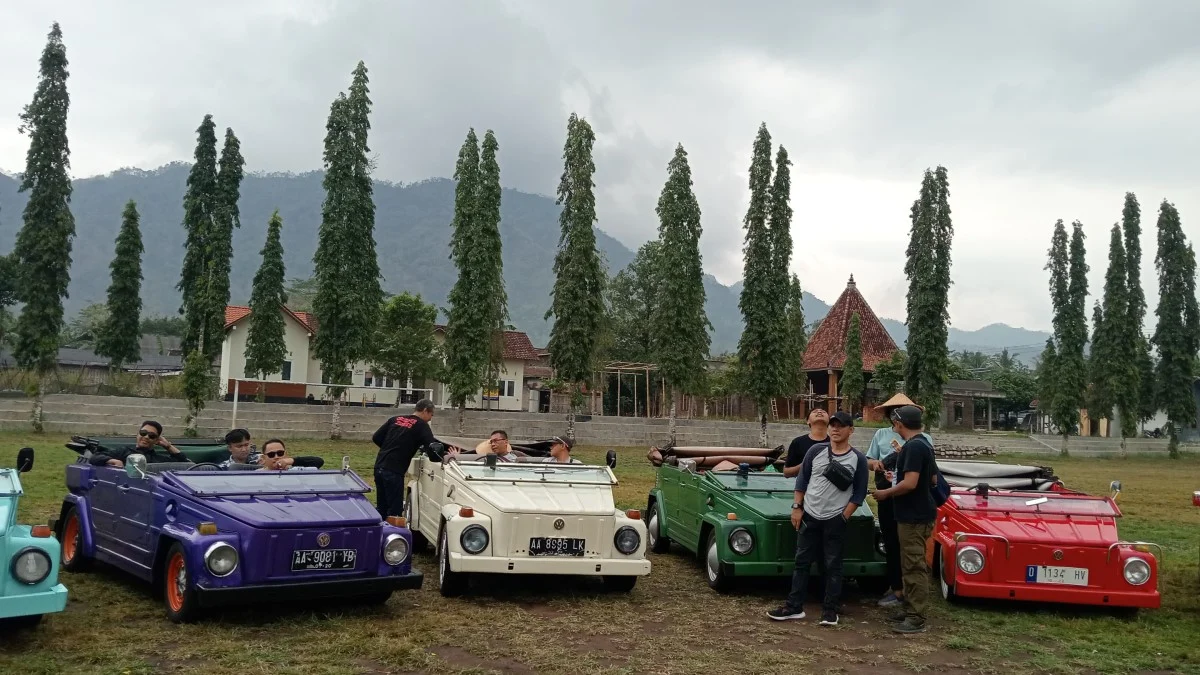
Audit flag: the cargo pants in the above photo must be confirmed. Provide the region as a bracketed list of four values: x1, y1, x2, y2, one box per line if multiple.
[897, 521, 934, 623]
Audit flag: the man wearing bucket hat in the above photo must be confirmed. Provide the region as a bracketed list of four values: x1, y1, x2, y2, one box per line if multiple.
[865, 393, 934, 609]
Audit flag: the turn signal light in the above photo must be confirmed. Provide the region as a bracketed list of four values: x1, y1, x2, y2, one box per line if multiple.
[1133, 544, 1150, 553]
[386, 516, 407, 528]
[726, 513, 738, 521]
[459, 507, 474, 518]
[30, 525, 52, 538]
[625, 509, 641, 520]
[954, 532, 967, 543]
[198, 522, 218, 535]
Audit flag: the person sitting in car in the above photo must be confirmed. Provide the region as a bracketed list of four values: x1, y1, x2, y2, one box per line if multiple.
[543, 436, 581, 464]
[258, 438, 308, 471]
[89, 420, 191, 468]
[475, 430, 520, 462]
[219, 428, 261, 469]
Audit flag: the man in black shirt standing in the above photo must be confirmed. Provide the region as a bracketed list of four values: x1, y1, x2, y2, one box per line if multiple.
[873, 405, 937, 634]
[371, 399, 437, 518]
[783, 408, 829, 477]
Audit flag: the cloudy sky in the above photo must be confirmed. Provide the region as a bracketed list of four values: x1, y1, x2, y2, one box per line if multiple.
[1, 1, 1198, 333]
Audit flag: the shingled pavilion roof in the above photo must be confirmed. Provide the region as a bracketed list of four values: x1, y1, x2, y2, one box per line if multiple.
[802, 275, 899, 373]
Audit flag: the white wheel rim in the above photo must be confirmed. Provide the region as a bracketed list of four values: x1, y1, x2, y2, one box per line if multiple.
[648, 513, 659, 547]
[939, 551, 950, 599]
[706, 541, 719, 582]
[405, 492, 413, 523]
[175, 565, 187, 602]
[439, 534, 447, 586]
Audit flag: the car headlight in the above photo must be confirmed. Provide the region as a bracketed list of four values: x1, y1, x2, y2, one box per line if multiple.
[382, 534, 410, 566]
[614, 526, 641, 555]
[728, 528, 754, 555]
[1123, 557, 1151, 585]
[956, 546, 985, 574]
[204, 542, 239, 577]
[11, 547, 52, 585]
[461, 525, 489, 554]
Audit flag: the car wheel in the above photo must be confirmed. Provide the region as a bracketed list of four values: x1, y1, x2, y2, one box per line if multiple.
[163, 542, 200, 623]
[0, 614, 43, 631]
[647, 509, 670, 554]
[438, 527, 468, 597]
[704, 530, 732, 593]
[58, 505, 92, 573]
[602, 575, 637, 593]
[404, 490, 428, 552]
[937, 546, 956, 602]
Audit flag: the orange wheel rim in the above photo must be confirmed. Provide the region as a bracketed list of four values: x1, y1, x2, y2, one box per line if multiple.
[166, 553, 187, 612]
[63, 516, 79, 563]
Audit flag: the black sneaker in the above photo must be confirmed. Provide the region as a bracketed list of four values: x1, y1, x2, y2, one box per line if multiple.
[818, 612, 838, 626]
[886, 611, 907, 623]
[892, 618, 927, 634]
[766, 606, 806, 621]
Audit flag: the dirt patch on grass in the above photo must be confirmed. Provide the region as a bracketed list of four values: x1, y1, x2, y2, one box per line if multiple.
[428, 645, 535, 674]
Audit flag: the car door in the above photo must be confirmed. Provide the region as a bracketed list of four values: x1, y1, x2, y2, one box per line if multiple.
[414, 456, 443, 536]
[674, 470, 705, 550]
[113, 469, 157, 577]
[659, 466, 684, 536]
[85, 465, 122, 557]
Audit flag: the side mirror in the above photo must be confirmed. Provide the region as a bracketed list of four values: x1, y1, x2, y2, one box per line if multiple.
[737, 462, 750, 478]
[606, 449, 617, 469]
[1109, 480, 1122, 494]
[125, 454, 148, 479]
[16, 447, 34, 473]
[341, 455, 351, 472]
[428, 442, 444, 460]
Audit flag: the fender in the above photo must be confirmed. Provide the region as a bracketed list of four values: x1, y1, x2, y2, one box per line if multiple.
[439, 504, 493, 567]
[646, 488, 665, 530]
[58, 494, 97, 559]
[698, 512, 756, 556]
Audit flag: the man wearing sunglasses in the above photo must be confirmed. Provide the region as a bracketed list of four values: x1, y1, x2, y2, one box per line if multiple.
[89, 420, 190, 467]
[258, 439, 306, 471]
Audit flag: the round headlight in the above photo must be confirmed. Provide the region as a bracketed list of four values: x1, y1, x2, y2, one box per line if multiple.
[12, 547, 51, 585]
[460, 525, 489, 554]
[383, 534, 410, 566]
[1123, 557, 1151, 586]
[956, 546, 985, 575]
[728, 528, 754, 555]
[204, 542, 238, 577]
[614, 526, 641, 555]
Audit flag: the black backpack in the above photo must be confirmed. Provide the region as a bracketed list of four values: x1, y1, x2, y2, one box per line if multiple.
[887, 436, 950, 507]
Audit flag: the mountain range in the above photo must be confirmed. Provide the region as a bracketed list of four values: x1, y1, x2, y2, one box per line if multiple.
[0, 164, 1050, 356]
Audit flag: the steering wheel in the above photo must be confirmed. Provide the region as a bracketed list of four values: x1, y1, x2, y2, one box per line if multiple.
[186, 462, 223, 471]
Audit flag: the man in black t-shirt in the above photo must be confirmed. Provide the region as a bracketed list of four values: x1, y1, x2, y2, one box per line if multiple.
[873, 405, 937, 634]
[783, 408, 829, 477]
[371, 399, 437, 518]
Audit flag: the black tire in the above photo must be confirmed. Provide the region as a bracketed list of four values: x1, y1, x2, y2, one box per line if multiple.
[57, 505, 92, 573]
[703, 530, 732, 592]
[404, 490, 428, 552]
[646, 507, 670, 554]
[437, 526, 468, 597]
[602, 575, 637, 593]
[0, 614, 43, 631]
[163, 542, 201, 623]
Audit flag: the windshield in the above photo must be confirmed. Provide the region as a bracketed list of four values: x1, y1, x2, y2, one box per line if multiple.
[169, 471, 369, 496]
[949, 493, 1118, 516]
[710, 472, 795, 491]
[457, 463, 614, 484]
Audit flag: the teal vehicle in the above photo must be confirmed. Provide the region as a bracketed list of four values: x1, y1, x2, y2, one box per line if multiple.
[1, 448, 68, 629]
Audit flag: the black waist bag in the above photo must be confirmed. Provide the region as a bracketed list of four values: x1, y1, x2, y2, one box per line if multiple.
[821, 447, 856, 491]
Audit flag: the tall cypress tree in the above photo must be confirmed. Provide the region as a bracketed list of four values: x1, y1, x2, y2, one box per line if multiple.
[1046, 221, 1088, 455]
[1043, 220, 1072, 452]
[840, 312, 864, 415]
[204, 128, 245, 363]
[313, 62, 382, 439]
[737, 123, 777, 446]
[1092, 224, 1137, 454]
[13, 23, 75, 432]
[904, 169, 952, 423]
[785, 274, 808, 400]
[244, 210, 288, 401]
[652, 143, 710, 444]
[95, 200, 144, 370]
[1150, 201, 1199, 458]
[546, 113, 605, 439]
[926, 166, 954, 423]
[1121, 192, 1156, 428]
[479, 130, 507, 409]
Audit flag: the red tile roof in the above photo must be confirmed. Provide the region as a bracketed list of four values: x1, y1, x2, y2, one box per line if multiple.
[801, 275, 898, 373]
[225, 305, 317, 334]
[434, 325, 541, 361]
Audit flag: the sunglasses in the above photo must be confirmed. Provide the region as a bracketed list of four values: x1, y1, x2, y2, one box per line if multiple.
[264, 450, 286, 459]
[138, 429, 159, 440]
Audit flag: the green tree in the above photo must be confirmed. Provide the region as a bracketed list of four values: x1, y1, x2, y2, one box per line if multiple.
[1045, 220, 1089, 455]
[1121, 192, 1156, 429]
[840, 312, 864, 414]
[203, 128, 245, 363]
[12, 23, 75, 432]
[312, 62, 383, 439]
[372, 292, 441, 406]
[652, 144, 710, 443]
[1035, 337, 1058, 426]
[785, 274, 808, 398]
[478, 129, 508, 407]
[95, 200, 144, 369]
[607, 242, 661, 361]
[904, 167, 953, 426]
[1090, 224, 1137, 455]
[873, 351, 906, 399]
[244, 210, 289, 402]
[0, 255, 20, 348]
[1150, 200, 1199, 458]
[546, 113, 606, 439]
[61, 303, 108, 349]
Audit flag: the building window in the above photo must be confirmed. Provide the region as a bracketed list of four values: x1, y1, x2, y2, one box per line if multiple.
[497, 380, 515, 397]
[281, 361, 292, 381]
[364, 373, 373, 387]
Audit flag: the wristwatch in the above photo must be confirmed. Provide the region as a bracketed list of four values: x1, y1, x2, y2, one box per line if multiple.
[791, 503, 802, 510]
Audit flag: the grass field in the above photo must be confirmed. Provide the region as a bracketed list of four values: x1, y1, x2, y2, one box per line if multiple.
[1, 430, 1198, 675]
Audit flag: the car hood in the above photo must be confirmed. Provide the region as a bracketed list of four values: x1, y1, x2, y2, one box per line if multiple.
[199, 494, 383, 528]
[463, 481, 615, 515]
[951, 508, 1119, 546]
[718, 491, 875, 521]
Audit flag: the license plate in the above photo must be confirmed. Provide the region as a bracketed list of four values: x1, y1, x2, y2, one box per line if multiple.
[528, 537, 585, 557]
[291, 548, 357, 571]
[1025, 565, 1088, 586]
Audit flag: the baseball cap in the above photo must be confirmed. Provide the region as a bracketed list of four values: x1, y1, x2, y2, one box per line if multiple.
[550, 435, 574, 450]
[891, 405, 923, 429]
[828, 411, 854, 427]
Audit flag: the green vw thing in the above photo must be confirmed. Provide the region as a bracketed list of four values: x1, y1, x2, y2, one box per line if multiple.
[645, 445, 887, 591]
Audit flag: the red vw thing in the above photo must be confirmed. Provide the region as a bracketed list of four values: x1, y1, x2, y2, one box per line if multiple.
[927, 461, 1160, 610]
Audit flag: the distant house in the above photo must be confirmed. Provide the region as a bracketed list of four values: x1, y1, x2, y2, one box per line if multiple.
[0, 346, 183, 376]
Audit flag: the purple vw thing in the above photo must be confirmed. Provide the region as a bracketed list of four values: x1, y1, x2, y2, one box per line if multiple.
[53, 449, 422, 622]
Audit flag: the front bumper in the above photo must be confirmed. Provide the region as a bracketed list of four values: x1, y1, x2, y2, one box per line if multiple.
[953, 579, 1160, 609]
[449, 553, 651, 576]
[721, 560, 888, 578]
[0, 584, 68, 619]
[195, 570, 424, 608]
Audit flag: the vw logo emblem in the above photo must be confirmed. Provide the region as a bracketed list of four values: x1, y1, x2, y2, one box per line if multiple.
[553, 519, 565, 531]
[1053, 549, 1064, 561]
[316, 533, 331, 548]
